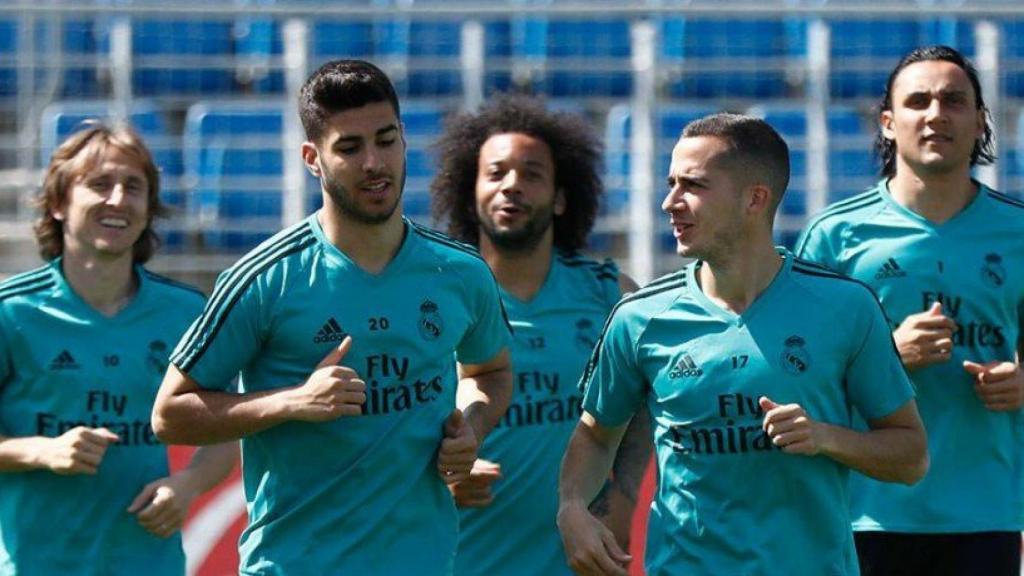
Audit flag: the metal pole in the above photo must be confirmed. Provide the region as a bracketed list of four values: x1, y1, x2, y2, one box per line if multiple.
[629, 19, 656, 283]
[282, 18, 309, 226]
[805, 18, 830, 218]
[461, 19, 485, 112]
[975, 20, 999, 191]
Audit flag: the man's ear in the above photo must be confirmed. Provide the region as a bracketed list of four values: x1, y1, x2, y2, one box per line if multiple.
[301, 142, 321, 178]
[747, 183, 773, 215]
[880, 109, 896, 141]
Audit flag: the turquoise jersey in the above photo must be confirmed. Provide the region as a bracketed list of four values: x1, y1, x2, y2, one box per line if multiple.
[455, 252, 620, 576]
[581, 250, 913, 576]
[170, 213, 512, 575]
[0, 259, 204, 576]
[797, 180, 1024, 533]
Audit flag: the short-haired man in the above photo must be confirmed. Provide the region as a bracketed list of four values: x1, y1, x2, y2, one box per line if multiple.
[152, 60, 513, 574]
[431, 95, 648, 575]
[558, 113, 928, 576]
[0, 124, 236, 574]
[797, 45, 1024, 575]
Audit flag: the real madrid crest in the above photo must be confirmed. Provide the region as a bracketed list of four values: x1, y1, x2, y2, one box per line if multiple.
[780, 335, 810, 375]
[147, 340, 169, 374]
[419, 299, 444, 341]
[981, 253, 1006, 288]
[574, 318, 597, 352]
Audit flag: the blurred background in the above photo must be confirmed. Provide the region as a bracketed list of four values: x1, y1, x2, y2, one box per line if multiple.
[2, 1, 1024, 290]
[3, 2, 1024, 573]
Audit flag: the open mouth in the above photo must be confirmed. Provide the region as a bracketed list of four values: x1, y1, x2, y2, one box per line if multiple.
[99, 217, 129, 229]
[361, 180, 390, 195]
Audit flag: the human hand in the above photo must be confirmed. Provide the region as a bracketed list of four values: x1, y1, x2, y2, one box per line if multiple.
[448, 458, 501, 507]
[893, 303, 956, 370]
[287, 336, 366, 421]
[557, 502, 631, 576]
[964, 360, 1024, 412]
[760, 396, 826, 456]
[437, 409, 478, 484]
[38, 427, 120, 475]
[127, 472, 201, 538]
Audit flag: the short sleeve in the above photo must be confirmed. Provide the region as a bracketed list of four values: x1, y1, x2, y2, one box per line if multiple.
[580, 308, 646, 428]
[455, 264, 512, 366]
[795, 220, 840, 272]
[845, 290, 915, 421]
[169, 272, 263, 392]
[0, 313, 11, 396]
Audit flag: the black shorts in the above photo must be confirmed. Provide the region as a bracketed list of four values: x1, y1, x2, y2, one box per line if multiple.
[855, 531, 1022, 576]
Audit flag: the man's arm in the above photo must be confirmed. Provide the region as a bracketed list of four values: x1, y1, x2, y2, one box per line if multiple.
[558, 412, 632, 576]
[437, 348, 512, 484]
[152, 337, 366, 445]
[760, 397, 928, 485]
[128, 442, 239, 537]
[0, 427, 119, 473]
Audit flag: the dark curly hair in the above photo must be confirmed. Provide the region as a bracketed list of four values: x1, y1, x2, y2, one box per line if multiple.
[430, 95, 603, 252]
[34, 122, 165, 263]
[877, 45, 995, 177]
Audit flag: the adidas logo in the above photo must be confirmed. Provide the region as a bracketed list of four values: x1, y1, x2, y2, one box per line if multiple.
[874, 257, 907, 280]
[50, 349, 80, 370]
[313, 317, 347, 343]
[669, 354, 703, 378]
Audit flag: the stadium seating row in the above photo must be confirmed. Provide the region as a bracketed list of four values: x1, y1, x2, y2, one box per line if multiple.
[42, 97, 1024, 252]
[5, 12, 1024, 99]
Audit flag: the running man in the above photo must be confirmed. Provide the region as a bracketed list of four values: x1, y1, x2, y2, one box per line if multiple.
[0, 124, 236, 575]
[152, 60, 513, 574]
[559, 113, 927, 576]
[430, 95, 649, 575]
[797, 45, 1024, 576]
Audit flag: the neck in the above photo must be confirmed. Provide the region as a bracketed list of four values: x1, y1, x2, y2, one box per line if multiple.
[319, 206, 406, 275]
[698, 237, 782, 315]
[888, 163, 978, 224]
[479, 232, 554, 302]
[60, 250, 138, 317]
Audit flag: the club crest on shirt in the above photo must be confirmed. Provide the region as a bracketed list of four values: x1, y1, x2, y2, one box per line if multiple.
[574, 318, 598, 352]
[780, 335, 810, 375]
[147, 340, 169, 374]
[418, 299, 444, 341]
[981, 253, 1006, 288]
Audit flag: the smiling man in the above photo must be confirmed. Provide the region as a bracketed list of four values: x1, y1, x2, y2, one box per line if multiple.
[558, 113, 927, 576]
[798, 46, 1024, 576]
[0, 124, 236, 575]
[151, 60, 513, 575]
[430, 96, 649, 576]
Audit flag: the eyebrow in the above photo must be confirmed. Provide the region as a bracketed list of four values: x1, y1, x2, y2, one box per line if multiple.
[336, 124, 400, 144]
[904, 88, 970, 98]
[667, 174, 709, 186]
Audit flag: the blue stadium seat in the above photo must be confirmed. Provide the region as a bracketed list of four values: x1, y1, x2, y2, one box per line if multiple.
[0, 19, 15, 99]
[184, 102, 285, 249]
[400, 101, 445, 222]
[509, 1, 632, 98]
[827, 17, 975, 99]
[0, 17, 102, 100]
[660, 18, 797, 99]
[747, 104, 873, 211]
[1002, 20, 1024, 97]
[127, 19, 235, 96]
[40, 100, 186, 248]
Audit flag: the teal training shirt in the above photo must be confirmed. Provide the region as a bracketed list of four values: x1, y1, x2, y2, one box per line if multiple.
[581, 250, 913, 576]
[455, 252, 620, 576]
[170, 213, 512, 575]
[0, 259, 203, 576]
[796, 180, 1024, 533]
